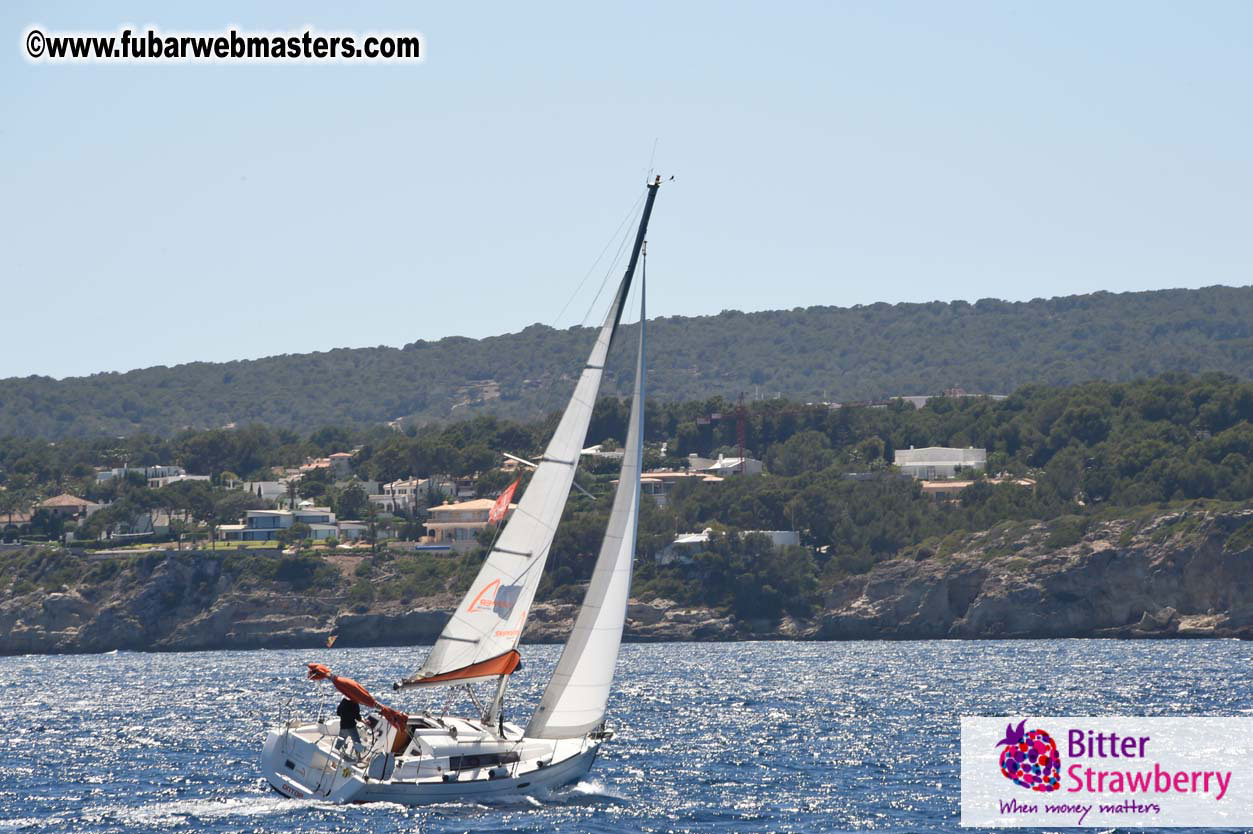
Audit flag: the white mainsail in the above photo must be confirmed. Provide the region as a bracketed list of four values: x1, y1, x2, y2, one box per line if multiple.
[396, 274, 635, 689]
[526, 279, 645, 739]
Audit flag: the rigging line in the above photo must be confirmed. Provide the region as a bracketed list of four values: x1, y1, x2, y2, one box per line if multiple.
[578, 209, 636, 327]
[645, 137, 659, 182]
[550, 190, 647, 329]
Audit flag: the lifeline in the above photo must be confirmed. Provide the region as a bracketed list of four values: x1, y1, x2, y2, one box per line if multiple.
[1067, 764, 1232, 800]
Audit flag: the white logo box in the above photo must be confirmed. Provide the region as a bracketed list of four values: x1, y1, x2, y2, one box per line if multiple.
[961, 717, 1253, 828]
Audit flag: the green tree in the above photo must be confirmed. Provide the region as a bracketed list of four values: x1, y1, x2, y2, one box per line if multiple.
[766, 430, 834, 476]
[335, 483, 369, 520]
[278, 522, 312, 549]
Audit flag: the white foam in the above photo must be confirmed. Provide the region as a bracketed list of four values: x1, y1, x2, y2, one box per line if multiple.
[90, 796, 312, 826]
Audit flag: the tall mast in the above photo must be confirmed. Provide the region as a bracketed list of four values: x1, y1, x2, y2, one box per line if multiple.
[396, 177, 666, 702]
[610, 176, 661, 334]
[484, 176, 664, 728]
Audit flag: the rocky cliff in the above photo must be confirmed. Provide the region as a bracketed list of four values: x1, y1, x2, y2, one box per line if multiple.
[818, 506, 1253, 639]
[1, 506, 1250, 655]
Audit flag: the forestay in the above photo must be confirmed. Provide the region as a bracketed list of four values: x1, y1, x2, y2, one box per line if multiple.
[526, 277, 646, 738]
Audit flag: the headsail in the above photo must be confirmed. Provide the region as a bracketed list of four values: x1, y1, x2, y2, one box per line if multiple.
[395, 179, 661, 690]
[526, 273, 646, 739]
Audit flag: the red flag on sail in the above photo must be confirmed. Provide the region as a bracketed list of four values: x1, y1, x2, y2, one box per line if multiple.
[488, 478, 520, 524]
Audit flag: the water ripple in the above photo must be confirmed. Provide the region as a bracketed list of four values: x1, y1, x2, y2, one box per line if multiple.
[0, 640, 1249, 832]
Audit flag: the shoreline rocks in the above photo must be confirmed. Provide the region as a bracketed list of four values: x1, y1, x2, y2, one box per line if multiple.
[1, 507, 1250, 655]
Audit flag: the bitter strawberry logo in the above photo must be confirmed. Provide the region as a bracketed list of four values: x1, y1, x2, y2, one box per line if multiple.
[997, 720, 1061, 792]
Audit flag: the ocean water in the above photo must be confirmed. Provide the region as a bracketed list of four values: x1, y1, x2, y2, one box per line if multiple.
[1, 640, 1250, 833]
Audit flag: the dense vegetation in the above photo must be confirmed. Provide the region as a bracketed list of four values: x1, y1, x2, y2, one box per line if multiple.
[1, 286, 1251, 439]
[4, 372, 1251, 625]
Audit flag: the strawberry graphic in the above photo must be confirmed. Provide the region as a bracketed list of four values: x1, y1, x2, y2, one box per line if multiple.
[996, 720, 1060, 792]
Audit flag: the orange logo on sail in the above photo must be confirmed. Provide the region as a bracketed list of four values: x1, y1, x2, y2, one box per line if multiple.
[467, 579, 501, 614]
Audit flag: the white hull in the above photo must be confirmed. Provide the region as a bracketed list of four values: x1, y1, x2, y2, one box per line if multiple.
[261, 714, 603, 806]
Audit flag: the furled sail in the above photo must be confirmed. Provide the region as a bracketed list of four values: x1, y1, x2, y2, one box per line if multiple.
[396, 181, 661, 690]
[526, 277, 646, 739]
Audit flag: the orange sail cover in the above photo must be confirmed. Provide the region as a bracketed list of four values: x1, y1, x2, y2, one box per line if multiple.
[402, 649, 521, 688]
[306, 662, 409, 730]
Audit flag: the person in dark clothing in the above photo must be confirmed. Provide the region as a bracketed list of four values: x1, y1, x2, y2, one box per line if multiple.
[336, 697, 362, 750]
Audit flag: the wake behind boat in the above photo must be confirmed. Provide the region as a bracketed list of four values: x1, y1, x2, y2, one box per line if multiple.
[261, 176, 663, 805]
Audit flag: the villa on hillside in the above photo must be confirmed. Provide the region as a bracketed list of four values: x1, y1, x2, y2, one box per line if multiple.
[36, 493, 101, 519]
[371, 477, 425, 515]
[239, 480, 290, 504]
[637, 470, 723, 507]
[368, 476, 458, 515]
[96, 464, 185, 483]
[890, 389, 1009, 410]
[218, 506, 341, 542]
[148, 474, 212, 489]
[920, 476, 1038, 501]
[1, 509, 33, 537]
[894, 446, 987, 480]
[919, 480, 975, 500]
[684, 452, 764, 477]
[423, 497, 516, 552]
[298, 452, 355, 477]
[699, 455, 764, 477]
[581, 443, 624, 460]
[656, 528, 802, 565]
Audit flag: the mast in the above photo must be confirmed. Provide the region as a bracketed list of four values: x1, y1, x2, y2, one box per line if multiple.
[612, 176, 661, 331]
[395, 177, 664, 698]
[485, 177, 662, 728]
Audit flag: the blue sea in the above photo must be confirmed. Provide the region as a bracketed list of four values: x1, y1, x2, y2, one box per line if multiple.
[1, 640, 1250, 833]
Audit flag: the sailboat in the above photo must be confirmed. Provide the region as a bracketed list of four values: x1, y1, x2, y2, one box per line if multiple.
[261, 176, 662, 804]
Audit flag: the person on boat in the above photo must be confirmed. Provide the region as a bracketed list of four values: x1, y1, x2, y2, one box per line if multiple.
[336, 697, 362, 751]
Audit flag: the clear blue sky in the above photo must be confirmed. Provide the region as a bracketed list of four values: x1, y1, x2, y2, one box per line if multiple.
[3, 1, 1251, 380]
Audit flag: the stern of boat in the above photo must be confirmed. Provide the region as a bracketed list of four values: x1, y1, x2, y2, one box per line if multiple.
[261, 718, 367, 803]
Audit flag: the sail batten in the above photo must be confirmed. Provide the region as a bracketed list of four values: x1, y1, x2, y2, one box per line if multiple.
[526, 268, 647, 739]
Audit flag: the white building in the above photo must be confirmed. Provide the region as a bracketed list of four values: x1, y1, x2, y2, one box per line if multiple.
[636, 470, 723, 507]
[336, 521, 369, 541]
[219, 507, 339, 542]
[240, 481, 290, 504]
[370, 476, 459, 515]
[96, 464, 185, 483]
[890, 390, 1009, 410]
[699, 455, 764, 477]
[683, 452, 763, 477]
[655, 528, 801, 565]
[149, 474, 212, 489]
[328, 452, 355, 477]
[893, 446, 987, 480]
[581, 443, 625, 460]
[371, 477, 425, 514]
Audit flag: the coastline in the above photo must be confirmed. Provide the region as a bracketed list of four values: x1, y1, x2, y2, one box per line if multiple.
[3, 505, 1250, 656]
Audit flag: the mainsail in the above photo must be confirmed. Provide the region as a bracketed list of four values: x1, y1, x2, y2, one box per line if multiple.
[526, 276, 646, 739]
[396, 180, 660, 690]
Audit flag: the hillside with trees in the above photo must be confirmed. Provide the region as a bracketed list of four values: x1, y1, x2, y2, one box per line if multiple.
[1, 285, 1251, 439]
[3, 372, 1252, 621]
[3, 371, 1252, 652]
